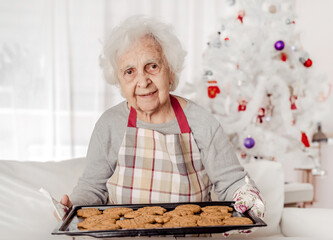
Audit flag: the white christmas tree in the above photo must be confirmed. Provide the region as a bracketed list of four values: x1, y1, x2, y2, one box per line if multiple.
[196, 0, 331, 170]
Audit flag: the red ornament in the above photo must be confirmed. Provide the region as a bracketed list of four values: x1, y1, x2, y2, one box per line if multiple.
[237, 15, 243, 23]
[304, 58, 312, 67]
[281, 52, 287, 61]
[256, 108, 265, 124]
[237, 10, 246, 23]
[207, 80, 220, 98]
[301, 132, 310, 147]
[238, 99, 248, 111]
[289, 95, 298, 110]
[208, 86, 221, 98]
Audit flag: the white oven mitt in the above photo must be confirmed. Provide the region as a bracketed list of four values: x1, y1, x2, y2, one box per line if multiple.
[223, 176, 265, 237]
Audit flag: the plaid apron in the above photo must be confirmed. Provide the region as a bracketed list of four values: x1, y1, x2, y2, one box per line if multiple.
[107, 95, 212, 204]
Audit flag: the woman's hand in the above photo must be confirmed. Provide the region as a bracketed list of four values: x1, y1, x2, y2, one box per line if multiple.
[232, 176, 265, 219]
[60, 194, 73, 209]
[223, 176, 265, 237]
[54, 194, 72, 221]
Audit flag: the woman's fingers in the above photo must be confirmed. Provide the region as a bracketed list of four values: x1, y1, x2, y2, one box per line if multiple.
[61, 194, 73, 208]
[53, 194, 72, 221]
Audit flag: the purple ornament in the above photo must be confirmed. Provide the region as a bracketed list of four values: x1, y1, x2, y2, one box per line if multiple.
[274, 40, 285, 51]
[244, 137, 255, 149]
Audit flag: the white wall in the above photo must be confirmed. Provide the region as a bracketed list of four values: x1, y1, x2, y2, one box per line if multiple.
[295, 0, 333, 132]
[295, 0, 333, 208]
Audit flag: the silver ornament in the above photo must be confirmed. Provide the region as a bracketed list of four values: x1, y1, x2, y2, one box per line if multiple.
[299, 57, 306, 64]
[211, 40, 221, 48]
[226, 0, 236, 6]
[211, 32, 222, 48]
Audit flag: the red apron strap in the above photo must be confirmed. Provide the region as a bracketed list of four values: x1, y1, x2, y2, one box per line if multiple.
[127, 95, 191, 133]
[170, 95, 191, 133]
[127, 107, 137, 127]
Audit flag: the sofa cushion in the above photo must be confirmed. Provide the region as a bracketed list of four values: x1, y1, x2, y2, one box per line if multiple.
[0, 158, 86, 240]
[242, 160, 284, 237]
[284, 182, 314, 204]
[281, 207, 333, 238]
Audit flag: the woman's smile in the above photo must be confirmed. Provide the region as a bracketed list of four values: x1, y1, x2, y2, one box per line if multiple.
[136, 90, 158, 97]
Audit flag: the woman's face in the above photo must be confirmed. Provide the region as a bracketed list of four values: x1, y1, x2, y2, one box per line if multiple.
[116, 36, 174, 115]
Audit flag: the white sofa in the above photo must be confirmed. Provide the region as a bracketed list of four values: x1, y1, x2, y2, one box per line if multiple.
[0, 158, 332, 240]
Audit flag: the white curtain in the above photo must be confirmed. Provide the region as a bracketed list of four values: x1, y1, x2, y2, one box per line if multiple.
[0, 0, 229, 161]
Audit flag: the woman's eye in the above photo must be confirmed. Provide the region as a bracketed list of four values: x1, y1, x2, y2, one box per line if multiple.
[146, 63, 160, 73]
[125, 69, 133, 75]
[123, 68, 136, 80]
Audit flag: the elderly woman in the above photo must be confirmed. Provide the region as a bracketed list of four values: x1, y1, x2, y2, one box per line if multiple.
[60, 15, 264, 220]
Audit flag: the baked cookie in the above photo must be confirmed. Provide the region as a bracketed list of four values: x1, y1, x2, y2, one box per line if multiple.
[137, 206, 166, 215]
[164, 215, 198, 228]
[133, 214, 156, 224]
[154, 215, 171, 224]
[116, 219, 145, 229]
[123, 210, 143, 219]
[197, 218, 224, 226]
[175, 204, 201, 214]
[103, 207, 133, 216]
[102, 219, 118, 225]
[163, 219, 197, 228]
[163, 209, 194, 217]
[223, 217, 253, 225]
[200, 211, 232, 220]
[102, 212, 120, 219]
[182, 215, 201, 221]
[79, 214, 113, 223]
[201, 205, 233, 213]
[78, 215, 116, 229]
[144, 223, 163, 229]
[77, 208, 101, 218]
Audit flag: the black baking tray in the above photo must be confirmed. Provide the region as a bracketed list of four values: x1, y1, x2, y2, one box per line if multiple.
[52, 201, 266, 238]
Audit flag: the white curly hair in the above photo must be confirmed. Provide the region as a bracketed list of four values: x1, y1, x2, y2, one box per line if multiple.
[99, 15, 187, 91]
